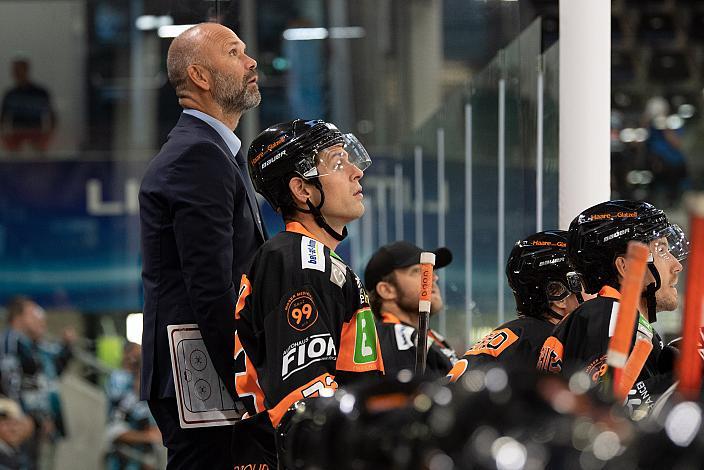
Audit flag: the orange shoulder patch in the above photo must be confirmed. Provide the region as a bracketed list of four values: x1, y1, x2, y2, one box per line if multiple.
[464, 328, 519, 358]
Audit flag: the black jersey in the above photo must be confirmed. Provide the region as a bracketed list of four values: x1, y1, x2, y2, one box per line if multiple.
[537, 286, 666, 386]
[234, 222, 385, 428]
[446, 316, 554, 382]
[376, 312, 458, 379]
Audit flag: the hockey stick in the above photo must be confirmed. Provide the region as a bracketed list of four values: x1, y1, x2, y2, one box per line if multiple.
[607, 241, 649, 399]
[614, 327, 654, 401]
[677, 193, 704, 399]
[415, 252, 436, 375]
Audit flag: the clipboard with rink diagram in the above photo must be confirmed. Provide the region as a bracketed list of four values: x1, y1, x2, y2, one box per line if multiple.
[167, 324, 245, 428]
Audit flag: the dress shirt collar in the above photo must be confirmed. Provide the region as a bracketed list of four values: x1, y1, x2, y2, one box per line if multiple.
[183, 109, 242, 158]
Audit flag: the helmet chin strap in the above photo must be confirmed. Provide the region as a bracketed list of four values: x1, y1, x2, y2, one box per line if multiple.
[544, 308, 565, 322]
[295, 180, 347, 241]
[643, 263, 660, 323]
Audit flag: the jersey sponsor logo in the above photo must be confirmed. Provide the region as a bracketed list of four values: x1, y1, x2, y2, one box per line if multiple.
[352, 273, 370, 307]
[285, 291, 318, 331]
[354, 309, 379, 364]
[585, 355, 608, 383]
[233, 465, 269, 470]
[329, 257, 347, 288]
[624, 385, 656, 419]
[393, 324, 415, 351]
[281, 334, 337, 380]
[301, 236, 325, 272]
[537, 336, 563, 374]
[464, 328, 518, 358]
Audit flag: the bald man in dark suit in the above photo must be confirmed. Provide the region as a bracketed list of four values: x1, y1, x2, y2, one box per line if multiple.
[139, 23, 267, 469]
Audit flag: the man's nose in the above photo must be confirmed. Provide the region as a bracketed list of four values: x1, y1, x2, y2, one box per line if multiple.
[350, 164, 363, 179]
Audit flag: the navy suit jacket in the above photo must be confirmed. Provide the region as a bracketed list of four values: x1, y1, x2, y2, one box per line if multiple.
[139, 113, 266, 400]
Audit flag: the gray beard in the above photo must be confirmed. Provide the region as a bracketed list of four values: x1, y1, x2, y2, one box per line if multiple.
[212, 70, 261, 115]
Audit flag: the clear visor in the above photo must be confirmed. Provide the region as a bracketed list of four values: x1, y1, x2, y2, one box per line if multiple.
[297, 133, 372, 179]
[647, 224, 689, 263]
[546, 272, 583, 301]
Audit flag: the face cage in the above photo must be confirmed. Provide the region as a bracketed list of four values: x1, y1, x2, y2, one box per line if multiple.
[644, 224, 689, 263]
[545, 271, 584, 301]
[294, 133, 372, 179]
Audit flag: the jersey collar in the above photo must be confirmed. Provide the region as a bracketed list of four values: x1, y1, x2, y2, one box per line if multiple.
[381, 312, 402, 324]
[598, 285, 621, 300]
[285, 221, 341, 258]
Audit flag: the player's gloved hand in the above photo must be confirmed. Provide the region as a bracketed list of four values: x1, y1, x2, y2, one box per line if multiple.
[624, 372, 674, 420]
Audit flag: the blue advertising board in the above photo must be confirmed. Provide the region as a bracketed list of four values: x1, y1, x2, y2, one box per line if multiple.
[0, 161, 145, 311]
[0, 161, 288, 313]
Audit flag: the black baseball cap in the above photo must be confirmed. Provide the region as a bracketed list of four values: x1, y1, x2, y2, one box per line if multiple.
[364, 241, 453, 293]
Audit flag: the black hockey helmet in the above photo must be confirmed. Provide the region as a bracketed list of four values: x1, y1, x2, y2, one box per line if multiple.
[568, 200, 688, 321]
[248, 119, 371, 240]
[568, 200, 688, 293]
[506, 230, 583, 319]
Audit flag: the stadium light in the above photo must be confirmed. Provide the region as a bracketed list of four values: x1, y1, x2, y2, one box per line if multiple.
[126, 313, 143, 345]
[158, 24, 196, 38]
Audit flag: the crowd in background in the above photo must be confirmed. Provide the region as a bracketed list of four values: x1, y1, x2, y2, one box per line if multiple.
[0, 297, 160, 470]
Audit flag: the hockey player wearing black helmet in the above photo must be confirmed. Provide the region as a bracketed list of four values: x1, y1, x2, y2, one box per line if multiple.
[248, 118, 372, 241]
[538, 200, 688, 409]
[232, 119, 384, 468]
[447, 230, 585, 382]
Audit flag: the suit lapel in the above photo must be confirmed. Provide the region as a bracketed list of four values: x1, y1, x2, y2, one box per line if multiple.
[175, 115, 266, 241]
[233, 149, 267, 242]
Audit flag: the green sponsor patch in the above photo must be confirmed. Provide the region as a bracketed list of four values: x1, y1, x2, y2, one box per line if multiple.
[354, 309, 378, 364]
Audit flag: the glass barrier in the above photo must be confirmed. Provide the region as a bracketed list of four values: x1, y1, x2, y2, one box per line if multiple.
[542, 42, 560, 231]
[351, 18, 549, 351]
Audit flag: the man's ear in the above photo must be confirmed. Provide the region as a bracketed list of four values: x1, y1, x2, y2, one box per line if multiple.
[376, 281, 397, 302]
[614, 255, 627, 279]
[288, 177, 313, 207]
[186, 64, 211, 91]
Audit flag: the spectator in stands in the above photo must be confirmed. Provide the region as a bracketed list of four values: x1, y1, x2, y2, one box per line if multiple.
[0, 397, 34, 470]
[0, 58, 56, 153]
[105, 342, 162, 470]
[0, 296, 74, 470]
[642, 96, 689, 207]
[105, 343, 141, 415]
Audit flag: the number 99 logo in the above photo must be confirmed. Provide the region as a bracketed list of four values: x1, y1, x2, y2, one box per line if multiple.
[285, 291, 319, 331]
